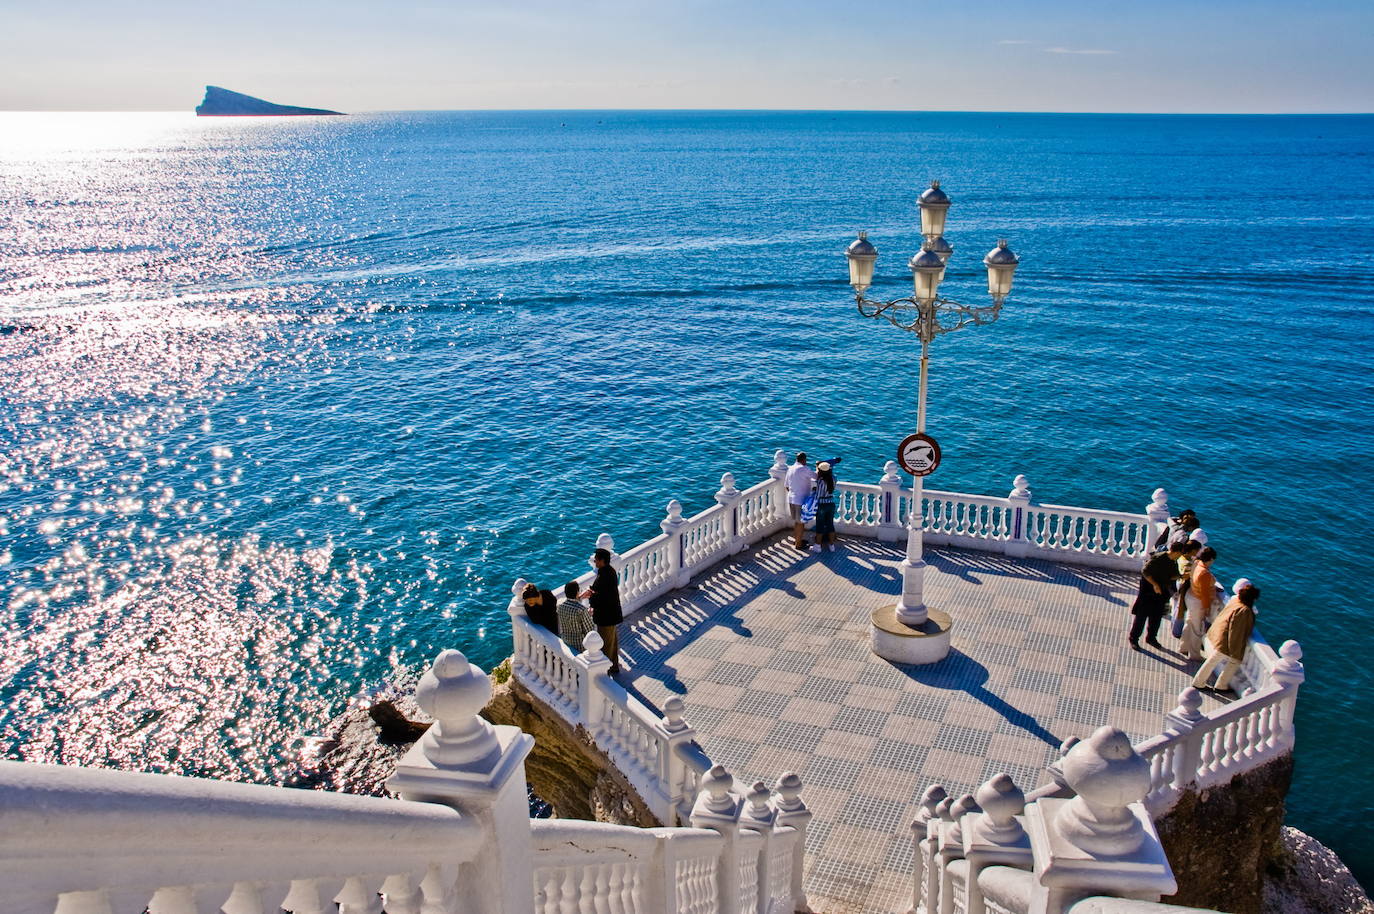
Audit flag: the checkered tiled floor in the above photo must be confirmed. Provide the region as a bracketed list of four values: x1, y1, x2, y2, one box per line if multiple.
[616, 535, 1225, 914]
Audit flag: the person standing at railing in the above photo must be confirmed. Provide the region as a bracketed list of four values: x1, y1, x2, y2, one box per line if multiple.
[809, 461, 838, 553]
[785, 452, 817, 552]
[1129, 540, 1185, 650]
[1193, 582, 1259, 691]
[581, 548, 623, 676]
[557, 581, 595, 653]
[522, 582, 560, 634]
[1179, 546, 1220, 661]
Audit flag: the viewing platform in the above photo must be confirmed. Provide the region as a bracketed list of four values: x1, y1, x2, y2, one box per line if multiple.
[617, 536, 1229, 913]
[0, 451, 1305, 914]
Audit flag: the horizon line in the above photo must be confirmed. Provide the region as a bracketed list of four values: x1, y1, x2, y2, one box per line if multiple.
[2, 107, 1373, 117]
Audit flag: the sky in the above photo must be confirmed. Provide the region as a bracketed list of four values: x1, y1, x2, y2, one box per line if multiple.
[1, 0, 1370, 113]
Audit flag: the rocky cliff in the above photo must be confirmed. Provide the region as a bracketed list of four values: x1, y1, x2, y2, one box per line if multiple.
[195, 86, 343, 116]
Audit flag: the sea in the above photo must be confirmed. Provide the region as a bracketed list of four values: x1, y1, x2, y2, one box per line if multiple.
[1, 110, 1371, 878]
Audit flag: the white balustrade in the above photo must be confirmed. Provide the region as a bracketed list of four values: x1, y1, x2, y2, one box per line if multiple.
[737, 478, 785, 543]
[679, 504, 733, 578]
[922, 489, 1015, 549]
[832, 481, 884, 533]
[0, 756, 481, 914]
[1022, 502, 1151, 569]
[619, 533, 677, 614]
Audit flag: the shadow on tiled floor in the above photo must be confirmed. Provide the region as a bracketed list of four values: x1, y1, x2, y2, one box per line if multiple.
[618, 534, 1221, 914]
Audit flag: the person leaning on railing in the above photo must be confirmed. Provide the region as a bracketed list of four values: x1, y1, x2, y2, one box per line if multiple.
[522, 582, 559, 634]
[1129, 540, 1184, 650]
[1179, 545, 1219, 662]
[1192, 581, 1259, 692]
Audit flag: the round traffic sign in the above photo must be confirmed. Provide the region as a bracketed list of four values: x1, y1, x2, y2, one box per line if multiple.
[898, 433, 941, 477]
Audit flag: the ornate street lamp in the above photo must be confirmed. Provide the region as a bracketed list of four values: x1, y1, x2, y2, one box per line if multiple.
[845, 182, 1018, 664]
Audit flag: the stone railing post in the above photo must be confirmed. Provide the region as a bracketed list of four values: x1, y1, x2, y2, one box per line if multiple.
[654, 696, 699, 825]
[773, 771, 813, 914]
[690, 765, 744, 914]
[1164, 687, 1205, 793]
[1147, 488, 1171, 553]
[507, 578, 529, 676]
[596, 533, 621, 571]
[769, 449, 790, 529]
[576, 630, 612, 734]
[964, 774, 1031, 914]
[911, 784, 947, 914]
[1004, 475, 1032, 557]
[715, 472, 745, 554]
[659, 499, 689, 587]
[1024, 726, 1176, 914]
[386, 650, 537, 914]
[938, 794, 978, 914]
[739, 782, 777, 914]
[1269, 641, 1305, 738]
[878, 461, 906, 542]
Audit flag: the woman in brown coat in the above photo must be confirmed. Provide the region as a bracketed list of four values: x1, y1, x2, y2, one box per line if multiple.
[1192, 583, 1259, 691]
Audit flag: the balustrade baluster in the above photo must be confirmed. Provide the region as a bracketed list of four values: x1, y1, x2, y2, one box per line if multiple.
[378, 874, 422, 914]
[336, 876, 384, 914]
[148, 886, 200, 914]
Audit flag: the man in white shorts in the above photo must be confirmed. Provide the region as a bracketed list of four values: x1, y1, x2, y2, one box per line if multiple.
[785, 452, 817, 552]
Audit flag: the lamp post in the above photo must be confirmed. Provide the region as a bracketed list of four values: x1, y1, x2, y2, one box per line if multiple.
[845, 181, 1019, 664]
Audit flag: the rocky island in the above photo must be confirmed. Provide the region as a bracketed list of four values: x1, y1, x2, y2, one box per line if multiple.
[194, 85, 343, 116]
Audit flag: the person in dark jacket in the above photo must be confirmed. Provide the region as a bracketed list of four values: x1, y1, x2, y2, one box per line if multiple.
[1129, 541, 1185, 649]
[521, 582, 559, 634]
[580, 547, 623, 675]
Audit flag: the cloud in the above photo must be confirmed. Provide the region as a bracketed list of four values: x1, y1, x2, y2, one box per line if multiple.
[1044, 46, 1117, 55]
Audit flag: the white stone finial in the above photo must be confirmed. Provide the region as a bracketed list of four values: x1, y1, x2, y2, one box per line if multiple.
[774, 771, 806, 812]
[974, 773, 1025, 841]
[580, 629, 605, 660]
[946, 793, 980, 846]
[1010, 474, 1031, 498]
[665, 499, 683, 522]
[881, 460, 902, 485]
[918, 783, 947, 822]
[1151, 488, 1170, 509]
[414, 650, 501, 770]
[746, 781, 772, 817]
[718, 472, 739, 496]
[699, 765, 736, 815]
[663, 695, 688, 732]
[509, 578, 528, 616]
[935, 796, 955, 822]
[1170, 687, 1205, 724]
[595, 532, 615, 554]
[769, 449, 789, 480]
[1055, 726, 1151, 856]
[1271, 640, 1305, 688]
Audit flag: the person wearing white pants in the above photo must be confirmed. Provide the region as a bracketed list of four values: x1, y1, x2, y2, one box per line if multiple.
[1193, 582, 1260, 692]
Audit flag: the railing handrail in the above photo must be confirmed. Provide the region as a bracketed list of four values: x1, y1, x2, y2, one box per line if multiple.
[0, 760, 479, 910]
[1030, 501, 1150, 524]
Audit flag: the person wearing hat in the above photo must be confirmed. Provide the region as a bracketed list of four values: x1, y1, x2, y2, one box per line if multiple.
[810, 461, 838, 553]
[784, 452, 817, 552]
[1193, 582, 1260, 691]
[580, 547, 623, 675]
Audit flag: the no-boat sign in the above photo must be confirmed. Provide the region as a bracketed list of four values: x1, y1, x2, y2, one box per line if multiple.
[898, 433, 941, 477]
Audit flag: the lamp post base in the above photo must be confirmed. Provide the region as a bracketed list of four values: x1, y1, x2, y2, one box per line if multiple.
[870, 605, 952, 665]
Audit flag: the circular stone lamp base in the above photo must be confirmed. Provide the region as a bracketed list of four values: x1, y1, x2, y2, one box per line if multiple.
[870, 605, 953, 665]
